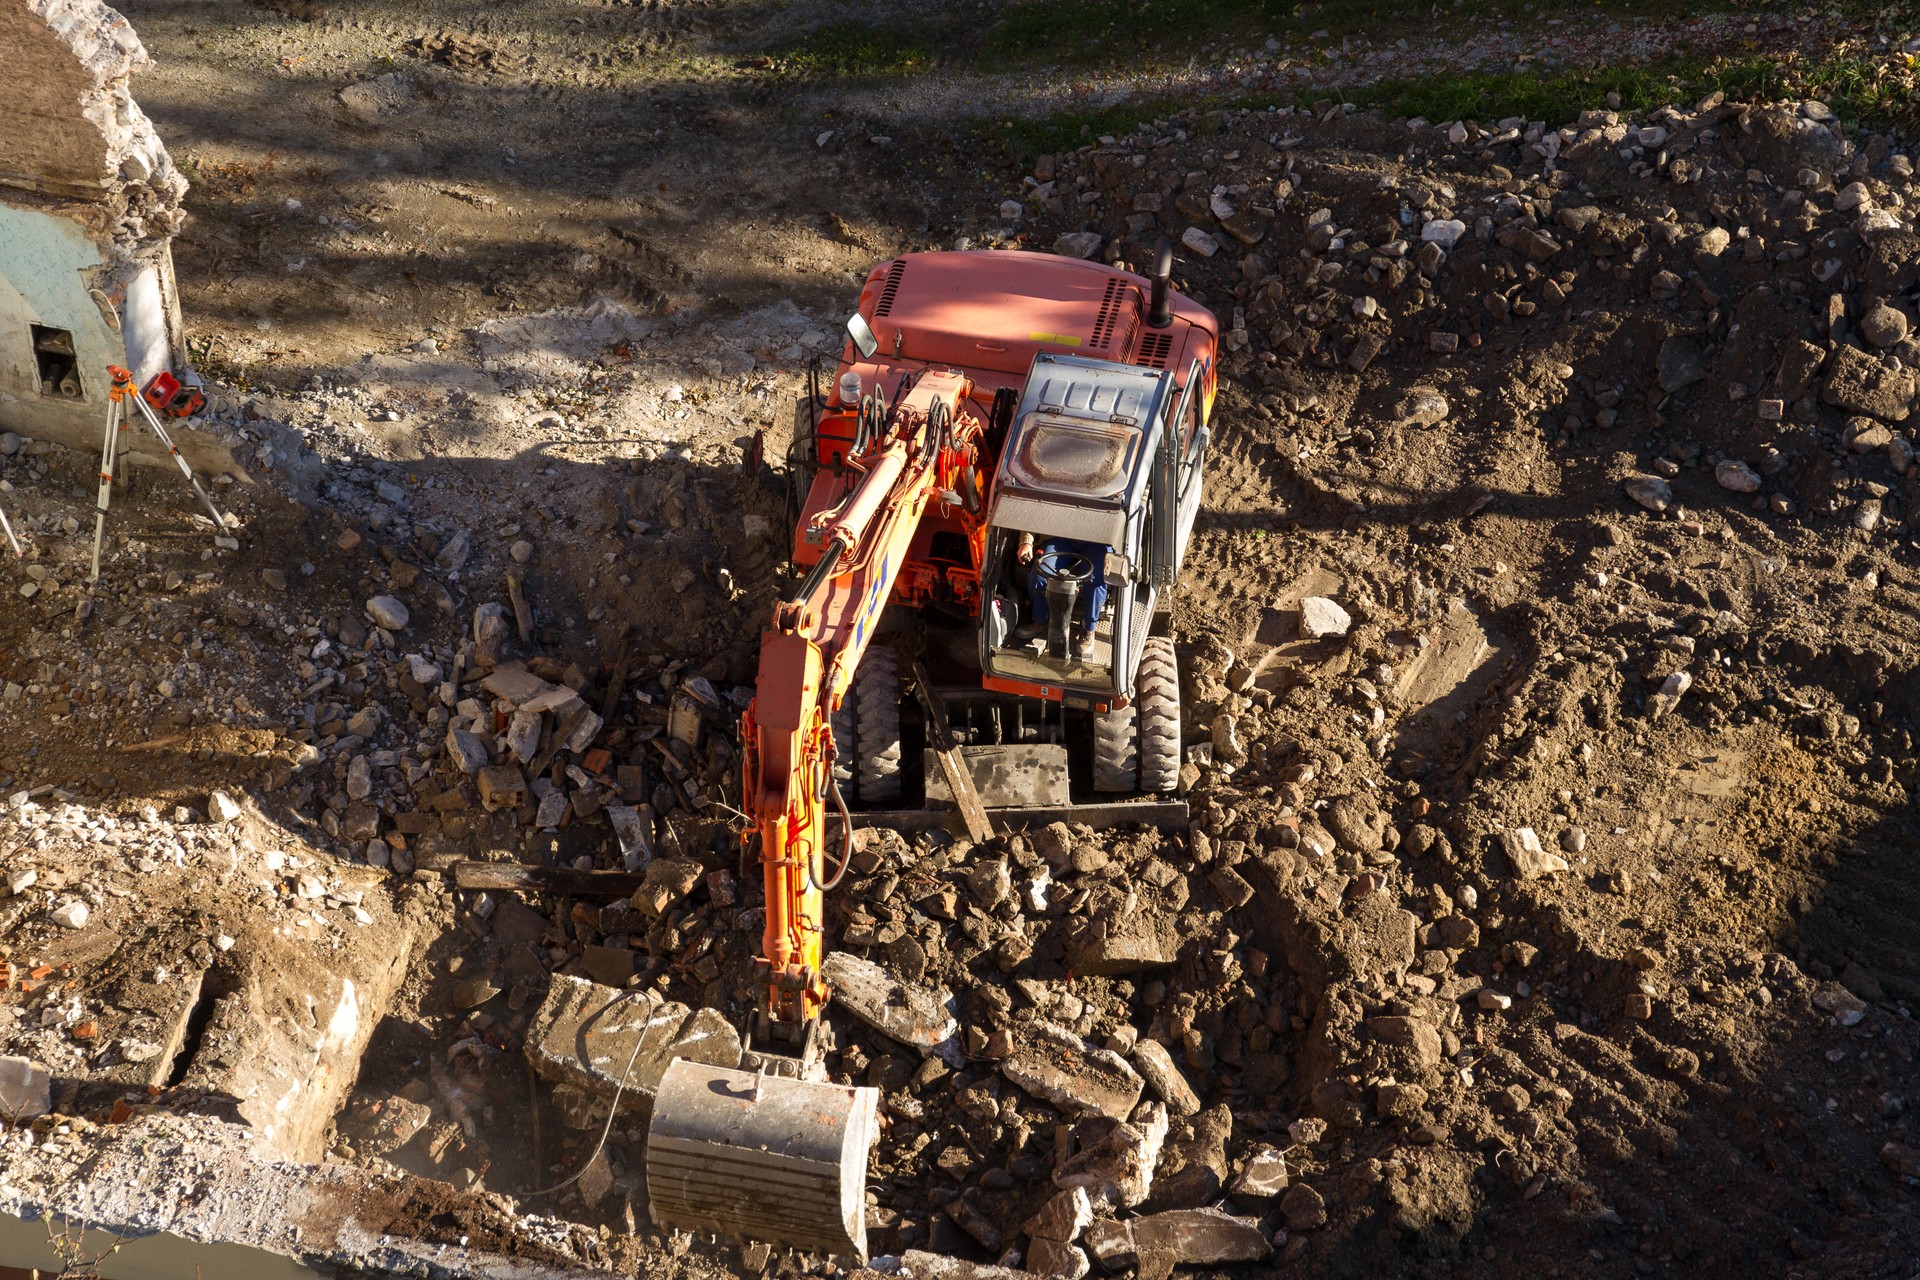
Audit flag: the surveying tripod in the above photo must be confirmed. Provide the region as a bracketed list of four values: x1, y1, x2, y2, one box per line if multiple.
[90, 365, 232, 584]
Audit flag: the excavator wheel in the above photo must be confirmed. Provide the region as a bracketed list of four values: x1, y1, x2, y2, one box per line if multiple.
[854, 645, 902, 802]
[1135, 635, 1182, 793]
[1092, 700, 1139, 792]
[1094, 636, 1181, 793]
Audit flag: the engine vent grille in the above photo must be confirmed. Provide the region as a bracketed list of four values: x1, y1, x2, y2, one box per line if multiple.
[872, 260, 908, 317]
[1088, 278, 1124, 350]
[1134, 331, 1174, 369]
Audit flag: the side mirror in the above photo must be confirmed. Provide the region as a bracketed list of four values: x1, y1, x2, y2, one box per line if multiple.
[846, 313, 879, 360]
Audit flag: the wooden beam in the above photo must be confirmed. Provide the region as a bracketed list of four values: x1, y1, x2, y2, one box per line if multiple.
[910, 658, 994, 844]
[450, 860, 646, 898]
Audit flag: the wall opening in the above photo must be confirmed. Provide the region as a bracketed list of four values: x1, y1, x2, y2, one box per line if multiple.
[30, 325, 81, 399]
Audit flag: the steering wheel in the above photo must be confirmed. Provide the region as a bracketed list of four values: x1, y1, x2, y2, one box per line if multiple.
[1034, 549, 1092, 584]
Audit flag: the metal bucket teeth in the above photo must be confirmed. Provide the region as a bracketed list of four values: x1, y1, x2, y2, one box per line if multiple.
[645, 1058, 879, 1260]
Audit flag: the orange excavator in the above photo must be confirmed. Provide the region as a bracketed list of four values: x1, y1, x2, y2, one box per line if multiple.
[646, 241, 1219, 1258]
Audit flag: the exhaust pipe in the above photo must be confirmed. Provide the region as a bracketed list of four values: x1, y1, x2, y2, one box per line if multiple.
[1146, 234, 1174, 329]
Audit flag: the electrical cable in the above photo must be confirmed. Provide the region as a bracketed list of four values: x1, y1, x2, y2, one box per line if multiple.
[521, 988, 649, 1198]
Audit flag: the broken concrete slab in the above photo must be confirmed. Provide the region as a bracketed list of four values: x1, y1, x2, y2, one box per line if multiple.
[1052, 1104, 1169, 1209]
[1133, 1208, 1272, 1273]
[0, 1055, 50, 1121]
[481, 661, 553, 706]
[1081, 1218, 1137, 1272]
[1024, 1185, 1094, 1243]
[1002, 1021, 1144, 1121]
[604, 803, 653, 871]
[526, 975, 740, 1117]
[1025, 1237, 1091, 1279]
[1129, 1038, 1200, 1116]
[446, 725, 489, 774]
[822, 951, 960, 1063]
[629, 856, 703, 916]
[523, 684, 588, 717]
[1229, 1146, 1290, 1199]
[1065, 908, 1180, 976]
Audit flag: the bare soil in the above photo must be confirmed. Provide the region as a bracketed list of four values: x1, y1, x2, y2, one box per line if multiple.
[2, 3, 1918, 1280]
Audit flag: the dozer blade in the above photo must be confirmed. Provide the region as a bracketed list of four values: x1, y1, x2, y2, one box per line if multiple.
[864, 797, 1190, 834]
[646, 1057, 880, 1260]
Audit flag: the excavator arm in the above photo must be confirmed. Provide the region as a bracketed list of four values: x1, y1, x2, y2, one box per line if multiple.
[646, 369, 983, 1261]
[746, 368, 981, 1037]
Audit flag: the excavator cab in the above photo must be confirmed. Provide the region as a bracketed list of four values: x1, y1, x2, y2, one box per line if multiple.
[977, 352, 1207, 792]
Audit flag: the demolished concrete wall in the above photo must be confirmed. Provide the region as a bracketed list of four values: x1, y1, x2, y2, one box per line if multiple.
[0, 0, 208, 467]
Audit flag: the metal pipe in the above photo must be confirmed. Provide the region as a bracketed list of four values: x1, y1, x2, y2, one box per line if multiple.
[1147, 234, 1174, 328]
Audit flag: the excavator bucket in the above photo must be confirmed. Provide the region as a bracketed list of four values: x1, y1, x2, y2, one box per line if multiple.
[645, 1058, 880, 1260]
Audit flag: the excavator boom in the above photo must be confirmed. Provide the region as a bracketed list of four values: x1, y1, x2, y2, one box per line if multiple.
[646, 370, 982, 1260]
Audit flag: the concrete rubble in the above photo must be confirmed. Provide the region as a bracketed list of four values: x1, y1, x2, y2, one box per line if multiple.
[526, 975, 742, 1117]
[1, 2, 1918, 1275]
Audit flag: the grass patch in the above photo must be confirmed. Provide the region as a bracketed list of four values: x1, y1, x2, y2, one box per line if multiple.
[764, 19, 942, 76]
[756, 0, 1756, 81]
[981, 0, 1738, 67]
[1355, 48, 1918, 131]
[1353, 55, 1721, 124]
[984, 43, 1918, 170]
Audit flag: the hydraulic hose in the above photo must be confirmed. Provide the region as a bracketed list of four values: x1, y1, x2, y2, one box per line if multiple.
[809, 774, 856, 894]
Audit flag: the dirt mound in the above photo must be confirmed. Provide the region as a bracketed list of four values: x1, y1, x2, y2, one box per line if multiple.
[959, 95, 1920, 1276]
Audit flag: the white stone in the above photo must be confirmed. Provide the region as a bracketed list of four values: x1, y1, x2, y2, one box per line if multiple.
[365, 595, 410, 630]
[50, 899, 89, 929]
[1715, 460, 1761, 493]
[1421, 218, 1467, 248]
[346, 755, 372, 801]
[1299, 596, 1351, 639]
[1054, 231, 1103, 260]
[208, 790, 241, 822]
[1180, 226, 1221, 258]
[447, 726, 490, 773]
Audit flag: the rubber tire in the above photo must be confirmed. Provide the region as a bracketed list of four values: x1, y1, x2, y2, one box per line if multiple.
[1092, 701, 1139, 793]
[854, 645, 902, 803]
[1134, 635, 1182, 793]
[830, 698, 856, 795]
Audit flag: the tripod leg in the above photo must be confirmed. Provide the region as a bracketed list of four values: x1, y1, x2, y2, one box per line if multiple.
[0, 505, 22, 559]
[133, 394, 232, 537]
[89, 396, 122, 584]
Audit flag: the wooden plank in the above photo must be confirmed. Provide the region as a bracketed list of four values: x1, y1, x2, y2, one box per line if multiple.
[910, 659, 994, 844]
[450, 860, 646, 898]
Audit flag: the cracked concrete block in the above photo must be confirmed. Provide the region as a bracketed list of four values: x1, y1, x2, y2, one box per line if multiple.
[526, 975, 740, 1118]
[1002, 1020, 1144, 1121]
[821, 951, 960, 1062]
[0, 1055, 50, 1120]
